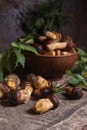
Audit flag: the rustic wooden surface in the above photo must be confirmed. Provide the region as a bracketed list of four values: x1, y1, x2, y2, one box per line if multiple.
[0, 0, 87, 130]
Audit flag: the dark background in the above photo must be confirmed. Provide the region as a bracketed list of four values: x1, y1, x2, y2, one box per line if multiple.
[0, 0, 87, 52]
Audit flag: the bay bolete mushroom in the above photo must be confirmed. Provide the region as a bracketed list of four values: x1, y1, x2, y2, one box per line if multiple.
[5, 74, 20, 90]
[46, 41, 67, 51]
[65, 86, 83, 99]
[33, 75, 49, 89]
[8, 81, 33, 105]
[34, 95, 59, 113]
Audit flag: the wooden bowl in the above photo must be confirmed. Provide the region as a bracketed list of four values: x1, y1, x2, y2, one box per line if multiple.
[24, 51, 78, 79]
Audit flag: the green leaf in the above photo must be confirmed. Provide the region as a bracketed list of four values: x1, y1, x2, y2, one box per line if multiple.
[67, 74, 87, 90]
[71, 61, 84, 73]
[12, 48, 25, 68]
[66, 69, 72, 75]
[52, 82, 61, 92]
[82, 71, 87, 78]
[11, 42, 38, 54]
[16, 53, 25, 68]
[25, 39, 34, 44]
[19, 38, 25, 43]
[78, 48, 87, 57]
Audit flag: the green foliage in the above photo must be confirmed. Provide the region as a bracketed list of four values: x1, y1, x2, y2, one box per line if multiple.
[70, 48, 87, 73]
[26, 0, 68, 35]
[52, 82, 61, 92]
[66, 48, 87, 90]
[0, 35, 38, 82]
[11, 42, 38, 54]
[67, 74, 87, 90]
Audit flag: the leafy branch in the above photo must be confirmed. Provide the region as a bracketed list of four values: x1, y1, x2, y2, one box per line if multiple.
[0, 36, 38, 82]
[66, 48, 87, 90]
[26, 0, 68, 35]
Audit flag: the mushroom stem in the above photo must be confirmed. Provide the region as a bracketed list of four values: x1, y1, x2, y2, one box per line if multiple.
[46, 42, 67, 51]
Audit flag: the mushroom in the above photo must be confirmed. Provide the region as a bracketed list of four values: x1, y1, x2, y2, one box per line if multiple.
[5, 74, 20, 90]
[65, 86, 83, 99]
[26, 73, 36, 83]
[8, 81, 33, 105]
[63, 35, 75, 48]
[33, 76, 52, 97]
[45, 51, 56, 56]
[33, 95, 59, 113]
[33, 75, 49, 89]
[46, 31, 62, 41]
[38, 35, 47, 42]
[46, 41, 67, 51]
[33, 87, 52, 97]
[56, 50, 61, 56]
[46, 31, 57, 40]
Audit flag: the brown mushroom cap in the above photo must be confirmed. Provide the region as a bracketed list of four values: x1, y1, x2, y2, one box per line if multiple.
[49, 95, 59, 109]
[72, 86, 83, 99]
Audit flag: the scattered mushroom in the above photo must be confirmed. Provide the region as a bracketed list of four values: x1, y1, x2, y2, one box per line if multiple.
[65, 86, 83, 99]
[33, 75, 49, 89]
[5, 74, 20, 90]
[8, 81, 33, 105]
[33, 87, 52, 97]
[32, 75, 52, 97]
[33, 95, 59, 113]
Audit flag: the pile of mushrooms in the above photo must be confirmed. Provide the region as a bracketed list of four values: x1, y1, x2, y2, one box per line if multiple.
[0, 73, 59, 114]
[32, 31, 77, 56]
[0, 73, 83, 114]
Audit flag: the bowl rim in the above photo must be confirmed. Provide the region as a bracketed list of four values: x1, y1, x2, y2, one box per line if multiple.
[27, 49, 78, 58]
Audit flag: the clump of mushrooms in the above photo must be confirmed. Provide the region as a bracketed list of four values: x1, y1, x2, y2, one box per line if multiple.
[33, 31, 77, 56]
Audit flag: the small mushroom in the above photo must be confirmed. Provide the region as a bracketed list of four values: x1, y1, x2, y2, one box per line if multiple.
[23, 81, 33, 96]
[61, 51, 71, 55]
[65, 86, 83, 99]
[56, 50, 61, 56]
[8, 82, 33, 105]
[33, 87, 52, 97]
[33, 75, 49, 89]
[33, 95, 59, 113]
[33, 88, 41, 97]
[26, 73, 36, 82]
[63, 36, 75, 48]
[46, 31, 62, 41]
[5, 74, 20, 90]
[45, 51, 56, 56]
[46, 31, 57, 40]
[72, 86, 83, 99]
[38, 36, 47, 42]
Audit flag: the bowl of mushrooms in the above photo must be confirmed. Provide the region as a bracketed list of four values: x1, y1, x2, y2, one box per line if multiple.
[24, 31, 78, 79]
